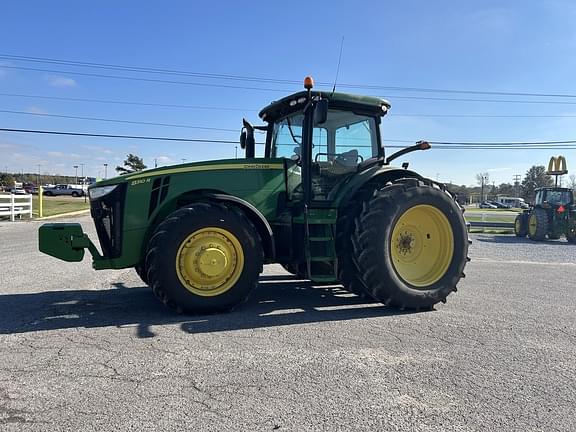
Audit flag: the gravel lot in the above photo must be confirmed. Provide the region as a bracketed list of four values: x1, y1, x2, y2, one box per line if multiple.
[0, 216, 575, 431]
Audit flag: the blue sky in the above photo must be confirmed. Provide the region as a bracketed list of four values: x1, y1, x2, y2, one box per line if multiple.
[1, 0, 576, 185]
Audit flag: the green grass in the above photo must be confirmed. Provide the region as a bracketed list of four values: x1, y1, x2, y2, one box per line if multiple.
[464, 208, 522, 213]
[465, 215, 515, 223]
[33, 195, 90, 217]
[464, 208, 519, 223]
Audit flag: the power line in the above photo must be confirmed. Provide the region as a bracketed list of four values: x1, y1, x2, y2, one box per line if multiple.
[0, 127, 250, 144]
[5, 64, 576, 107]
[0, 65, 294, 93]
[0, 109, 240, 132]
[3, 127, 576, 149]
[391, 113, 576, 118]
[7, 62, 576, 106]
[381, 94, 576, 106]
[0, 54, 301, 85]
[0, 92, 255, 111]
[5, 92, 576, 117]
[4, 53, 576, 99]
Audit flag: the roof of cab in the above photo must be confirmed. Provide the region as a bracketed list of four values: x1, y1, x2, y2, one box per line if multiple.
[258, 91, 391, 121]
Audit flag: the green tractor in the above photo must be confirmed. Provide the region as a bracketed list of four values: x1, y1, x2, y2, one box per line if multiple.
[39, 77, 470, 314]
[514, 187, 576, 242]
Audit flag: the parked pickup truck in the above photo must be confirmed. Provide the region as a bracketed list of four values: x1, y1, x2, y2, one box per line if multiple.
[42, 184, 86, 197]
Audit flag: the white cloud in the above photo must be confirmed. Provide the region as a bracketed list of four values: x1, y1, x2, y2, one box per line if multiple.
[26, 106, 48, 115]
[47, 75, 77, 88]
[155, 155, 174, 165]
[487, 167, 511, 172]
[47, 151, 66, 158]
[80, 144, 113, 154]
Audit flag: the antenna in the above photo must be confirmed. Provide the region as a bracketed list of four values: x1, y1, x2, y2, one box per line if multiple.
[332, 36, 345, 95]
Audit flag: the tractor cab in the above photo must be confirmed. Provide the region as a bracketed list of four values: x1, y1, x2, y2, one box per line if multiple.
[258, 84, 390, 204]
[534, 187, 574, 208]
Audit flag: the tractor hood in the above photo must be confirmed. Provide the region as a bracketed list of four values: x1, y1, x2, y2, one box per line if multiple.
[90, 159, 254, 189]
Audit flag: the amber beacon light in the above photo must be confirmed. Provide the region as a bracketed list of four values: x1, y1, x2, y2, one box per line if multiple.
[304, 76, 314, 90]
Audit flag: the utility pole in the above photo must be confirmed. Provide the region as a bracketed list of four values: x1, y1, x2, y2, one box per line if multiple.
[513, 174, 521, 198]
[80, 163, 85, 182]
[481, 175, 488, 203]
[37, 164, 41, 186]
[73, 165, 78, 184]
[154, 158, 158, 168]
[103, 163, 108, 179]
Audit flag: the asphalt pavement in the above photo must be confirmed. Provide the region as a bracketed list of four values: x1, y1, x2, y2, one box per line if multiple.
[0, 216, 575, 431]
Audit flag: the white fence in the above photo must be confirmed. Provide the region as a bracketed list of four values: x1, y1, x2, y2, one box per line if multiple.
[0, 193, 33, 221]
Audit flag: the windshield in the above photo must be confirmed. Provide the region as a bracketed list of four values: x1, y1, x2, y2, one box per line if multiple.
[271, 110, 379, 163]
[546, 190, 573, 205]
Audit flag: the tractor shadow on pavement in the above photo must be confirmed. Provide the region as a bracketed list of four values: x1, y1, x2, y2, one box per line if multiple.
[0, 276, 420, 338]
[474, 234, 571, 245]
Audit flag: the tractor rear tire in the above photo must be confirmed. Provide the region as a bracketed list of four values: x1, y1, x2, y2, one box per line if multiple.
[352, 180, 469, 310]
[145, 202, 263, 314]
[336, 185, 380, 298]
[528, 208, 549, 241]
[134, 263, 148, 285]
[567, 220, 576, 244]
[514, 214, 527, 237]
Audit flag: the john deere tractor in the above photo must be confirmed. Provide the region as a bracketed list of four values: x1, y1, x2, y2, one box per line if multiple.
[39, 77, 470, 314]
[515, 187, 576, 242]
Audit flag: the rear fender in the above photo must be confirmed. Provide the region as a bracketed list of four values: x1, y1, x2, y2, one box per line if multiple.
[334, 166, 424, 209]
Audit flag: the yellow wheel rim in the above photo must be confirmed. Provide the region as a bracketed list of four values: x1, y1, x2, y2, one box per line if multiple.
[528, 213, 538, 236]
[175, 227, 244, 297]
[390, 205, 454, 288]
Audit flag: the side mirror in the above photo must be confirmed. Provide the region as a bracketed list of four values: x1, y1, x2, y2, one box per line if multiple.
[314, 99, 328, 125]
[241, 118, 255, 158]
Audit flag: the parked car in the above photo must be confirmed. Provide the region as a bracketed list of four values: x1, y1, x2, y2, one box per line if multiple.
[487, 200, 511, 209]
[42, 184, 86, 197]
[479, 201, 497, 209]
[11, 188, 28, 195]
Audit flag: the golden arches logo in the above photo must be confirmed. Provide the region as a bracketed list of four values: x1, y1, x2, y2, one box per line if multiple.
[547, 155, 568, 175]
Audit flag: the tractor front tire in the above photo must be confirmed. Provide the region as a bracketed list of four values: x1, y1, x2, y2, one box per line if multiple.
[514, 214, 527, 237]
[352, 181, 469, 310]
[145, 202, 263, 314]
[528, 208, 549, 241]
[281, 263, 308, 279]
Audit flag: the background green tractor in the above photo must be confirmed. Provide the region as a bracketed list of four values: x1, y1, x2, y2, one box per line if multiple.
[515, 187, 576, 243]
[39, 77, 470, 314]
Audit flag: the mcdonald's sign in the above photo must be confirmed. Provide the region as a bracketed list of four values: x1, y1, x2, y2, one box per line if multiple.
[546, 155, 568, 175]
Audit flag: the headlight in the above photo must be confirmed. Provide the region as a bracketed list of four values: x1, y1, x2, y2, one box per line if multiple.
[89, 185, 118, 200]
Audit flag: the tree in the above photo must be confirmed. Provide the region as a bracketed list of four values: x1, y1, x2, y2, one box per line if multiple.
[498, 183, 515, 197]
[475, 172, 490, 202]
[475, 172, 490, 187]
[568, 174, 576, 191]
[116, 154, 147, 174]
[0, 173, 15, 188]
[521, 165, 552, 201]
